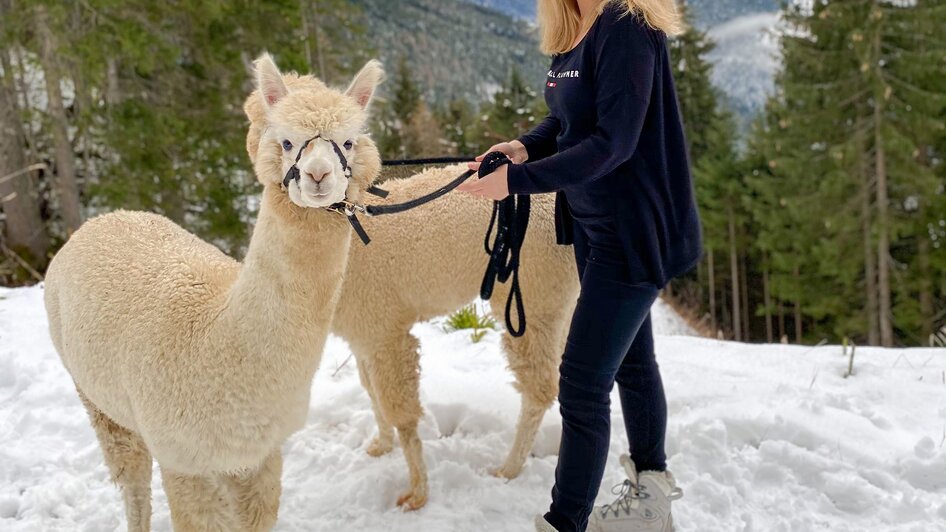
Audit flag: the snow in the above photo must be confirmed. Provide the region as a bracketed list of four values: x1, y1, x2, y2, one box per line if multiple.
[1, 285, 944, 531]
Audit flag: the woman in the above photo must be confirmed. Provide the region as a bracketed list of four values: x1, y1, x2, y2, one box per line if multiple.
[458, 0, 701, 531]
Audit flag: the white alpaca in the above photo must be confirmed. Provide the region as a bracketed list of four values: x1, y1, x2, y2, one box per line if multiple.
[43, 54, 383, 531]
[245, 91, 580, 509]
[332, 169, 579, 509]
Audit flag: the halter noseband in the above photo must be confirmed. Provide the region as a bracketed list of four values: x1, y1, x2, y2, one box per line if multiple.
[282, 134, 352, 190]
[281, 134, 373, 244]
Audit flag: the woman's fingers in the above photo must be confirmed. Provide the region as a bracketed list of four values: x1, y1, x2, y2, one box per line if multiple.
[470, 142, 515, 172]
[457, 167, 509, 201]
[456, 179, 481, 193]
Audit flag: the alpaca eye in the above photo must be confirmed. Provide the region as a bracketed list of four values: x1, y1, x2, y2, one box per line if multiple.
[343, 140, 354, 150]
[282, 139, 293, 151]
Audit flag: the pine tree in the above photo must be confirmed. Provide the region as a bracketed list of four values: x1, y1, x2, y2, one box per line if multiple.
[438, 99, 476, 157]
[471, 67, 545, 154]
[669, 7, 721, 164]
[881, 0, 946, 343]
[0, 44, 49, 278]
[0, 0, 371, 262]
[33, 3, 82, 234]
[668, 5, 744, 339]
[759, 0, 946, 345]
[299, 0, 373, 85]
[375, 57, 446, 160]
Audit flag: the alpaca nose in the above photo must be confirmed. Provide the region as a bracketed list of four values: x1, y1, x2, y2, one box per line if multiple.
[306, 170, 329, 184]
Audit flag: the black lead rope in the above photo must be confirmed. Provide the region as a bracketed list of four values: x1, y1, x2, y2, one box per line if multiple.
[477, 151, 530, 338]
[364, 169, 475, 217]
[381, 156, 476, 167]
[364, 157, 477, 214]
[284, 139, 476, 242]
[285, 142, 531, 335]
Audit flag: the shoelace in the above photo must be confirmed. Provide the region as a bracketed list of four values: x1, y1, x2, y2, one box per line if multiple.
[598, 478, 684, 519]
[599, 479, 647, 518]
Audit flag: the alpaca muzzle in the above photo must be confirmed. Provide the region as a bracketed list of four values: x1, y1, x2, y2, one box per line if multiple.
[282, 135, 352, 190]
[281, 134, 375, 244]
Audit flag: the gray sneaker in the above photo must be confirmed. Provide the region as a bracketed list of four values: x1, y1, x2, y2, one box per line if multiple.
[587, 455, 682, 532]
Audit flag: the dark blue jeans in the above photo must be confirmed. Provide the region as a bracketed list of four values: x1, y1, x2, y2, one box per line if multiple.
[544, 222, 669, 532]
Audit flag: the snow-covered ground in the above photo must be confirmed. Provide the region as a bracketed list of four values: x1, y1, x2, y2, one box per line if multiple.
[1, 285, 944, 531]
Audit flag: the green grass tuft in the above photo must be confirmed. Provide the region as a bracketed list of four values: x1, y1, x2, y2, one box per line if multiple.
[443, 304, 496, 343]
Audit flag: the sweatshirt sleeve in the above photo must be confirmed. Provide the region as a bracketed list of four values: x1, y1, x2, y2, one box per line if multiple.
[517, 114, 561, 162]
[507, 16, 657, 195]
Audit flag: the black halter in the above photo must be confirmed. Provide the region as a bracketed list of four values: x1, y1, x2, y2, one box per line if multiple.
[282, 135, 352, 189]
[281, 134, 378, 244]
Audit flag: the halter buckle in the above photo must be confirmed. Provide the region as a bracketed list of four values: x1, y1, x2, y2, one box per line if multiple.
[327, 199, 365, 217]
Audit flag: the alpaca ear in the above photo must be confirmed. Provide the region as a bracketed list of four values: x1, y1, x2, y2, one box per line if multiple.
[255, 53, 288, 109]
[345, 60, 384, 110]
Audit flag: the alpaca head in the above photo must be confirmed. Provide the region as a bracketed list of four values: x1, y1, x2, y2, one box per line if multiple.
[250, 53, 383, 209]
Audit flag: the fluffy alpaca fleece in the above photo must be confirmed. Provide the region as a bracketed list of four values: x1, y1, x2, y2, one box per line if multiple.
[333, 170, 579, 509]
[43, 54, 383, 531]
[245, 96, 580, 510]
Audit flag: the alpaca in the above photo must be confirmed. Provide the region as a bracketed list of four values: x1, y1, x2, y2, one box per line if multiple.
[43, 54, 383, 531]
[245, 98, 579, 510]
[333, 171, 580, 509]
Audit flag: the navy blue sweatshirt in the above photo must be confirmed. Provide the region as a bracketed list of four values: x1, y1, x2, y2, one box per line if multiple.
[506, 5, 702, 287]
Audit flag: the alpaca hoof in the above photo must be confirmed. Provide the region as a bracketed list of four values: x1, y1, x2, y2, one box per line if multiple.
[366, 437, 394, 457]
[396, 488, 428, 511]
[491, 464, 522, 480]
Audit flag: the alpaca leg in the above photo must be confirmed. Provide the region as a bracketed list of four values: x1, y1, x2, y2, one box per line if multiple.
[161, 468, 239, 532]
[370, 332, 428, 510]
[356, 356, 395, 456]
[492, 312, 566, 479]
[78, 390, 153, 532]
[494, 391, 552, 479]
[225, 450, 282, 532]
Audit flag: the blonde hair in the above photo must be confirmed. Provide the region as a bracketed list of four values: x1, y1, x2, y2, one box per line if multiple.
[537, 0, 685, 55]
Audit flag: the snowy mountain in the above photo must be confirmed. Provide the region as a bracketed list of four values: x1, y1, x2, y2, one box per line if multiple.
[687, 0, 779, 28]
[3, 286, 944, 530]
[462, 0, 782, 123]
[354, 0, 546, 102]
[706, 11, 781, 124]
[462, 0, 779, 29]
[461, 0, 536, 20]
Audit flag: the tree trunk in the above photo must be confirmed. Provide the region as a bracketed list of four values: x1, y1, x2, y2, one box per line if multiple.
[106, 57, 122, 107]
[763, 258, 773, 343]
[0, 51, 49, 268]
[793, 266, 803, 343]
[728, 206, 742, 342]
[11, 48, 38, 161]
[917, 205, 934, 342]
[778, 299, 785, 342]
[871, 6, 894, 347]
[859, 132, 880, 346]
[741, 252, 750, 341]
[314, 0, 327, 80]
[708, 248, 717, 333]
[36, 5, 83, 233]
[300, 0, 316, 72]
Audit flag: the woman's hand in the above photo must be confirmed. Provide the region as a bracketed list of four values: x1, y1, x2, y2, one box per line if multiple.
[457, 164, 510, 201]
[467, 140, 528, 173]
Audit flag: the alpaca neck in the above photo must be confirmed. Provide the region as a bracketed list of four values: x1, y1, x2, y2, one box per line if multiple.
[221, 186, 351, 373]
